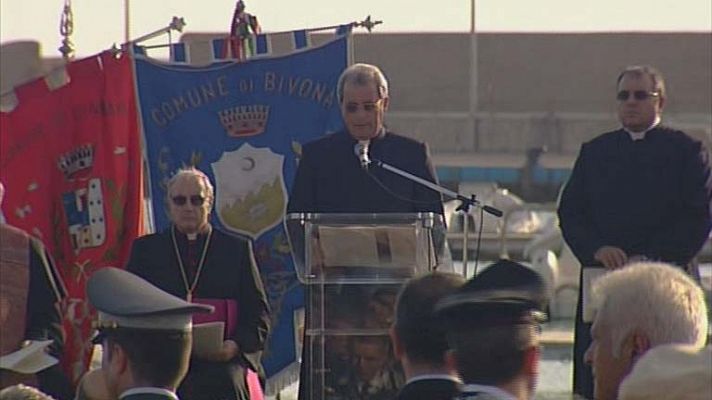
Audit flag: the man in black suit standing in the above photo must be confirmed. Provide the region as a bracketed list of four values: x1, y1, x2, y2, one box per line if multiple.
[390, 272, 465, 400]
[287, 62, 443, 215]
[288, 63, 446, 400]
[86, 267, 213, 400]
[558, 65, 712, 399]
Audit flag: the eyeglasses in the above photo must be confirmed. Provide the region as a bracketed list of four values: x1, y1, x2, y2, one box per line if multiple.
[171, 195, 205, 207]
[616, 90, 659, 101]
[344, 99, 383, 113]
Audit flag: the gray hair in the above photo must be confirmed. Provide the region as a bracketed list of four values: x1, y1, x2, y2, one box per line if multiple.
[616, 65, 667, 100]
[166, 167, 215, 206]
[590, 262, 708, 357]
[337, 63, 389, 103]
[0, 385, 55, 400]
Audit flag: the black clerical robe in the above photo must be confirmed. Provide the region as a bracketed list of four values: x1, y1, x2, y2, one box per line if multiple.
[288, 130, 444, 214]
[558, 125, 712, 399]
[126, 226, 270, 400]
[558, 126, 711, 267]
[289, 130, 445, 400]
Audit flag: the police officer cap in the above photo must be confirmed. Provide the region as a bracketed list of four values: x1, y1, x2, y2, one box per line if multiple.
[88, 267, 213, 331]
[435, 259, 548, 322]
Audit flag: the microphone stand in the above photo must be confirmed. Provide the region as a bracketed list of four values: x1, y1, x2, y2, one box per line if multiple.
[368, 158, 503, 277]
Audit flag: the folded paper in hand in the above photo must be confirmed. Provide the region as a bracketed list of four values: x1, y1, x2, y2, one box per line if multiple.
[192, 298, 238, 338]
[192, 321, 224, 357]
[0, 340, 57, 374]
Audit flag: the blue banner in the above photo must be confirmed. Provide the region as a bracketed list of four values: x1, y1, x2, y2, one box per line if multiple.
[135, 34, 348, 391]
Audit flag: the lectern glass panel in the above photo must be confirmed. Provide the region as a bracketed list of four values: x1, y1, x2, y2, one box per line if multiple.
[304, 283, 405, 400]
[285, 212, 445, 284]
[285, 213, 444, 400]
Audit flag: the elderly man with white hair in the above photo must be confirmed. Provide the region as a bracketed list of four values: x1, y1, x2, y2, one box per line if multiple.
[288, 63, 445, 400]
[618, 344, 712, 400]
[585, 262, 708, 400]
[288, 62, 443, 215]
[126, 167, 270, 400]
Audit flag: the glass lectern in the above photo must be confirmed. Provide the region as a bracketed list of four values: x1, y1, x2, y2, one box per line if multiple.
[285, 212, 447, 400]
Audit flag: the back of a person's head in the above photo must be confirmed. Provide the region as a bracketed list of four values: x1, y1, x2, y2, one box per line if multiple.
[449, 323, 537, 385]
[591, 262, 708, 354]
[618, 344, 712, 400]
[393, 272, 465, 364]
[106, 328, 191, 388]
[436, 260, 546, 385]
[86, 267, 211, 391]
[0, 385, 55, 400]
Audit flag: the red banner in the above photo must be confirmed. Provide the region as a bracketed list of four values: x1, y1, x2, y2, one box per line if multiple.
[0, 52, 144, 382]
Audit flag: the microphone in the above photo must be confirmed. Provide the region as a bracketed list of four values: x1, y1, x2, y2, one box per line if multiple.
[354, 141, 371, 169]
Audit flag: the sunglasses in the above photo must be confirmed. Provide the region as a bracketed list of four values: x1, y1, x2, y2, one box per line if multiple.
[344, 99, 383, 113]
[171, 195, 205, 207]
[616, 90, 659, 101]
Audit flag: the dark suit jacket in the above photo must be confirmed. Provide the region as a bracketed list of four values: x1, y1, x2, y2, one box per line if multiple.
[126, 226, 270, 400]
[558, 125, 712, 400]
[289, 130, 445, 400]
[288, 130, 444, 214]
[396, 378, 461, 400]
[120, 392, 178, 400]
[558, 126, 712, 267]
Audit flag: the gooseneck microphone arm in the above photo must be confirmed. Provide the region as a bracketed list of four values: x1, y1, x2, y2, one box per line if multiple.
[369, 157, 502, 278]
[369, 158, 503, 217]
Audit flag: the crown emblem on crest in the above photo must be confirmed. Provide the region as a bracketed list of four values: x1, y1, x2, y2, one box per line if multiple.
[218, 105, 270, 137]
[57, 144, 94, 178]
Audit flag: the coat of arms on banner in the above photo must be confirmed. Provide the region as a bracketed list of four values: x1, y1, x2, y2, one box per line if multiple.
[212, 143, 287, 239]
[61, 178, 106, 254]
[58, 145, 107, 254]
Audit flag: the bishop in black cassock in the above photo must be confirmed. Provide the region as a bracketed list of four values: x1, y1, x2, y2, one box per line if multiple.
[127, 168, 270, 400]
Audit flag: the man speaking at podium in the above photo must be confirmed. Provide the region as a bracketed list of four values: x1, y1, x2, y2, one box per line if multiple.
[287, 63, 443, 215]
[287, 63, 445, 400]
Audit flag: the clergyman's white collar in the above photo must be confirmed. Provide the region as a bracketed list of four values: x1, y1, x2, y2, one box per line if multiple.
[623, 116, 661, 141]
